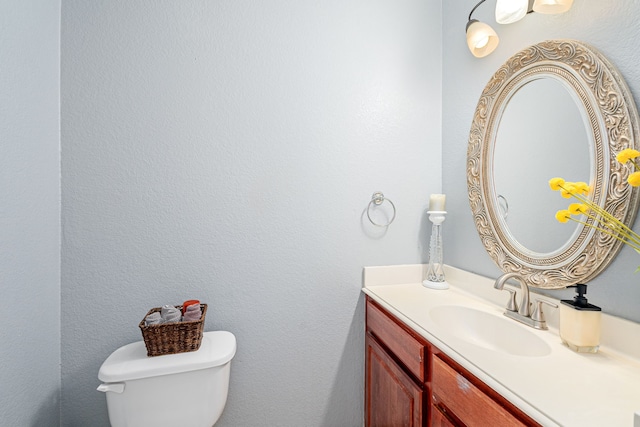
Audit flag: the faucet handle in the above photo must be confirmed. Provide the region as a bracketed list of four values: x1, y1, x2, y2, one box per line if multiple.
[531, 299, 558, 324]
[503, 288, 518, 312]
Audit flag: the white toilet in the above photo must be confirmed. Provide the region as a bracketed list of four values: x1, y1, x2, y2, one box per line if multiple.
[98, 331, 236, 427]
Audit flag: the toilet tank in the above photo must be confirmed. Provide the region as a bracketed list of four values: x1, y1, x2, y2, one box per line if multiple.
[98, 331, 236, 427]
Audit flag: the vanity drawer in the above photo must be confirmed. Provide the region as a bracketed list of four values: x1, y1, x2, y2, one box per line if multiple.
[431, 355, 529, 427]
[366, 298, 427, 382]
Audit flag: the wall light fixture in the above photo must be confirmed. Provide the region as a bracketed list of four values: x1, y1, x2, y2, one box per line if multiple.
[466, 0, 500, 58]
[466, 0, 574, 58]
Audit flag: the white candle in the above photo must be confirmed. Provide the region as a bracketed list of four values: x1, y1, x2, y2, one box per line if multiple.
[429, 194, 446, 211]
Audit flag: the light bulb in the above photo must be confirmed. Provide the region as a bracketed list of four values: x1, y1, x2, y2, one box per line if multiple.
[475, 36, 490, 49]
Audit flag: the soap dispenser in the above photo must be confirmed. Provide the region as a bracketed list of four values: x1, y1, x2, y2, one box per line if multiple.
[560, 284, 601, 353]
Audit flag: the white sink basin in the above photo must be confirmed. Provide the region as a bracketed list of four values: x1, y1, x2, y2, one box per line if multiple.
[429, 305, 551, 357]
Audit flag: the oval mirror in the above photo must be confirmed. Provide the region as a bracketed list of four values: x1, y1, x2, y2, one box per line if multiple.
[467, 40, 640, 289]
[493, 76, 591, 255]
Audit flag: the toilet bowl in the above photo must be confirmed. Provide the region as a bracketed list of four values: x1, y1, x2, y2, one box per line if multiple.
[98, 331, 236, 427]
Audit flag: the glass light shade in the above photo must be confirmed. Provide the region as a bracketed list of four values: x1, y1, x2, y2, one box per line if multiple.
[533, 0, 573, 14]
[495, 0, 529, 24]
[466, 21, 499, 58]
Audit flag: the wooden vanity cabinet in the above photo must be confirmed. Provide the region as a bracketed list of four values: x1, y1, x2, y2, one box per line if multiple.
[365, 298, 428, 427]
[365, 296, 540, 427]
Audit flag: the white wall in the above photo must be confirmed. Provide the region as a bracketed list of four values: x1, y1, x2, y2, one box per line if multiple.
[442, 0, 640, 322]
[0, 1, 61, 425]
[60, 1, 442, 425]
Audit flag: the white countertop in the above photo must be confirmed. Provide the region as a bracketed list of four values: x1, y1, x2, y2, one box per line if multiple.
[362, 264, 640, 427]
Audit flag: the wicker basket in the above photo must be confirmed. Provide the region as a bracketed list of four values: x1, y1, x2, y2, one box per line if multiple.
[138, 304, 207, 357]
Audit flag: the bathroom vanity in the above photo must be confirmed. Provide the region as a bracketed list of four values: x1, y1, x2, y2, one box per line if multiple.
[363, 264, 640, 427]
[366, 297, 537, 426]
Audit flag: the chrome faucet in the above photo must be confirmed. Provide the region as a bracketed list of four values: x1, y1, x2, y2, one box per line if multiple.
[494, 272, 557, 330]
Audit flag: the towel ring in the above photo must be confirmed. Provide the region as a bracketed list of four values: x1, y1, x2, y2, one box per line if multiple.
[497, 194, 509, 220]
[367, 192, 396, 227]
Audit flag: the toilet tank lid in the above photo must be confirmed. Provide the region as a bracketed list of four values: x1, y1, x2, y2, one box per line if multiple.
[98, 331, 236, 383]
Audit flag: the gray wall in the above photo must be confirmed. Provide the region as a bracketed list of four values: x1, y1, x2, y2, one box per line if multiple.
[0, 1, 61, 426]
[442, 0, 640, 322]
[60, 1, 442, 426]
[13, 2, 640, 426]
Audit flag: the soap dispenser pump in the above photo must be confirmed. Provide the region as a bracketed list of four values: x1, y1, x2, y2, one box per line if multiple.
[559, 284, 601, 353]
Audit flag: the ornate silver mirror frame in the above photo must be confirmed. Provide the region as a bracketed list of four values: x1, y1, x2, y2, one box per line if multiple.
[467, 40, 640, 289]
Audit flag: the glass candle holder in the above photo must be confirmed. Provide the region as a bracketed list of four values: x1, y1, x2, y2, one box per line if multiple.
[423, 211, 449, 290]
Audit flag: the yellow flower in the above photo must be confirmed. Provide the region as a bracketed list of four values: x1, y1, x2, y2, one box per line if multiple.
[555, 210, 571, 223]
[560, 183, 576, 199]
[550, 170, 640, 266]
[628, 171, 640, 187]
[616, 148, 640, 164]
[549, 177, 565, 191]
[573, 182, 591, 196]
[568, 203, 588, 215]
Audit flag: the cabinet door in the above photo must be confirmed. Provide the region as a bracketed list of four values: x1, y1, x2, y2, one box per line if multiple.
[365, 333, 425, 427]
